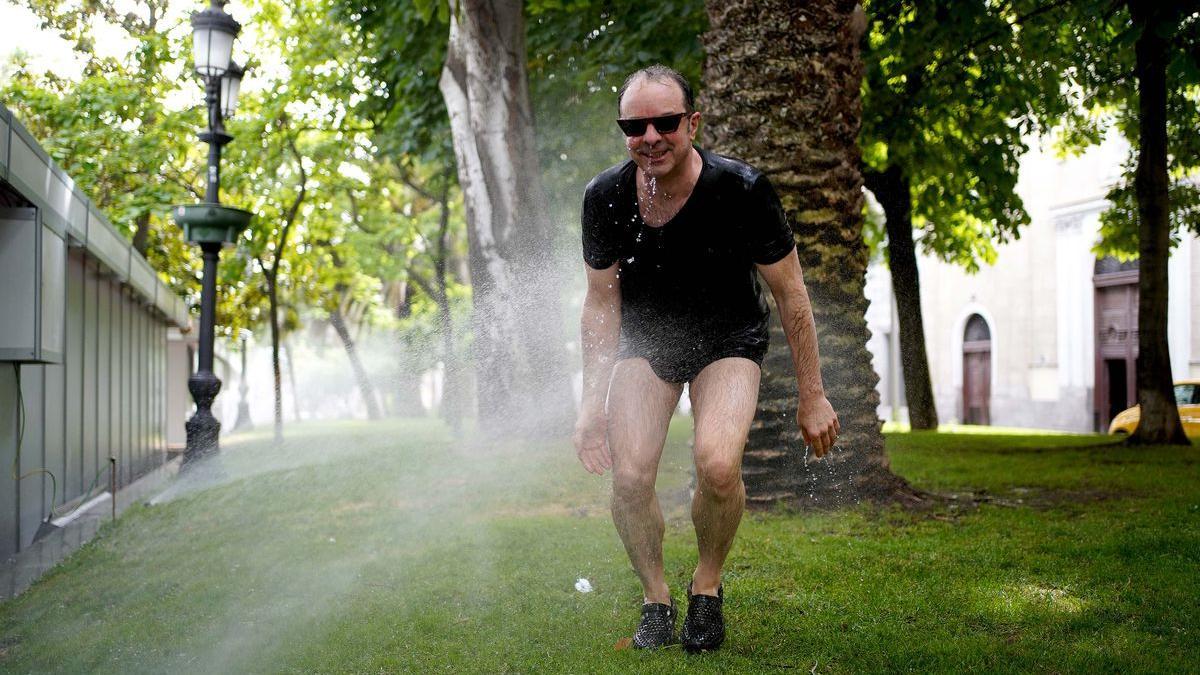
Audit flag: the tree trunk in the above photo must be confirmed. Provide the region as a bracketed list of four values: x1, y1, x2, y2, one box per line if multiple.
[262, 135, 306, 445]
[702, 0, 918, 506]
[132, 211, 151, 257]
[1127, 0, 1189, 446]
[439, 0, 574, 438]
[330, 302, 383, 420]
[267, 273, 283, 444]
[284, 337, 302, 423]
[435, 180, 464, 434]
[390, 364, 426, 417]
[863, 164, 939, 430]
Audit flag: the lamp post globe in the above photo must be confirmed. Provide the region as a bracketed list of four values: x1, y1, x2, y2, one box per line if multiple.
[190, 0, 240, 78]
[220, 61, 245, 119]
[176, 0, 252, 466]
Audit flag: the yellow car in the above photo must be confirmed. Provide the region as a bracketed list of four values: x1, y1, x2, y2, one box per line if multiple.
[1108, 379, 1200, 438]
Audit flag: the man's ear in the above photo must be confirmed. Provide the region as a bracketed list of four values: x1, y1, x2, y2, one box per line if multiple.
[689, 112, 701, 139]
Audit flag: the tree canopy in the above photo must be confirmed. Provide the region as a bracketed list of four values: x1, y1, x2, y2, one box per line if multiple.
[861, 0, 1079, 271]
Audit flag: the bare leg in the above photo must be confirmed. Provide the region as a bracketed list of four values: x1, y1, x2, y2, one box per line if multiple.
[688, 357, 760, 596]
[608, 358, 683, 604]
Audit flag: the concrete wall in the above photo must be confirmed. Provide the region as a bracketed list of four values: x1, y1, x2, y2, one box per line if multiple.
[0, 104, 189, 559]
[0, 251, 176, 558]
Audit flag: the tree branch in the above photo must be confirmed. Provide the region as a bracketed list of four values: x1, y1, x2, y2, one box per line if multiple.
[406, 265, 443, 303]
[267, 132, 308, 281]
[926, 0, 1079, 79]
[400, 173, 438, 203]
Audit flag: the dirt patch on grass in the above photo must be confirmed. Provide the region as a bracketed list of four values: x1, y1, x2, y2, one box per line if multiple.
[0, 636, 19, 661]
[924, 486, 1134, 515]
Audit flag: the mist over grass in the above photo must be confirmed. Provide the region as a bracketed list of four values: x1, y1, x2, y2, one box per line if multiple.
[1, 423, 1197, 673]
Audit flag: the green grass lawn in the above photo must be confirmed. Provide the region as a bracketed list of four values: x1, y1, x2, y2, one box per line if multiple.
[0, 419, 1196, 673]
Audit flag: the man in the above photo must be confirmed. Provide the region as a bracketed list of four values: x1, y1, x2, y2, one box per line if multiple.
[573, 64, 840, 652]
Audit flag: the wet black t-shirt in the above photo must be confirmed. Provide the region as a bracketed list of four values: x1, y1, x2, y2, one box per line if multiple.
[581, 147, 794, 376]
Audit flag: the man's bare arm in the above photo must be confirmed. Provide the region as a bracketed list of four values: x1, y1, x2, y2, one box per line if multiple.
[574, 263, 621, 474]
[756, 249, 840, 456]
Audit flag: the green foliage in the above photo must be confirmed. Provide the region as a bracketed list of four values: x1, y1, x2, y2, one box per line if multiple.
[209, 0, 380, 344]
[1053, 1, 1200, 258]
[4, 0, 470, 368]
[341, 157, 473, 373]
[1097, 164, 1200, 259]
[862, 0, 1079, 272]
[1, 2, 202, 294]
[340, 0, 706, 252]
[335, 0, 452, 166]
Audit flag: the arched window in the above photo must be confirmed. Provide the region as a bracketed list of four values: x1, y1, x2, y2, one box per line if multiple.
[964, 314, 991, 343]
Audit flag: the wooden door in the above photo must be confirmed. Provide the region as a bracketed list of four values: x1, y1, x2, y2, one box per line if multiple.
[1094, 261, 1138, 430]
[963, 349, 991, 425]
[962, 314, 991, 425]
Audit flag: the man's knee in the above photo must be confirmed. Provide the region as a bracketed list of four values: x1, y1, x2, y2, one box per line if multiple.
[694, 448, 744, 499]
[612, 463, 657, 500]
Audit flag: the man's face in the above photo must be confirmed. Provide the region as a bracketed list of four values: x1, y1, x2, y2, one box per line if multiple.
[618, 78, 700, 181]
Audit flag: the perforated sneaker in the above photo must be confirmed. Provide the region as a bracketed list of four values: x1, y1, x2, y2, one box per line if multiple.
[681, 583, 724, 653]
[632, 598, 677, 649]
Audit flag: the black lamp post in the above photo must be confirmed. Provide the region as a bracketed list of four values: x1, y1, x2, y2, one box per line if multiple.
[175, 0, 252, 465]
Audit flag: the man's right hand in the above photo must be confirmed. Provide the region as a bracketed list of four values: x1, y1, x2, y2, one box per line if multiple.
[573, 412, 612, 475]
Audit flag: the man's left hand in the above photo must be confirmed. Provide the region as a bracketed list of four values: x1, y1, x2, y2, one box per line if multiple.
[797, 396, 839, 458]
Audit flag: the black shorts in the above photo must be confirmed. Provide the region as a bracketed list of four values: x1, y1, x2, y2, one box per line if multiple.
[617, 327, 769, 384]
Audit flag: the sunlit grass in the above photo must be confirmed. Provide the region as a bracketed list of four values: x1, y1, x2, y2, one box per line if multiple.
[0, 418, 1196, 673]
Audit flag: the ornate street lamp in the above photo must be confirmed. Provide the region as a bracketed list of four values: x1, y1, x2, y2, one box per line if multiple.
[174, 0, 252, 464]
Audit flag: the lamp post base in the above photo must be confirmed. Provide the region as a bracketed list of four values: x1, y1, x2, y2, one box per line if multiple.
[232, 402, 253, 431]
[184, 370, 223, 465]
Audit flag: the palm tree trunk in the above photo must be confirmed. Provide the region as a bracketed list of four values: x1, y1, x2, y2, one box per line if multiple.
[863, 164, 939, 430]
[1127, 0, 1188, 445]
[702, 0, 918, 506]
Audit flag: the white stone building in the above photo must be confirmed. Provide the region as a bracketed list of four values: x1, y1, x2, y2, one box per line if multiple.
[866, 133, 1199, 432]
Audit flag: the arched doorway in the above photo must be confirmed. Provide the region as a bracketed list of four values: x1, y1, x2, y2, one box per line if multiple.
[962, 314, 992, 425]
[1094, 256, 1139, 430]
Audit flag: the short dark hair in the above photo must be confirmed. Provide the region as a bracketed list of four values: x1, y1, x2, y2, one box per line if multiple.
[616, 64, 695, 115]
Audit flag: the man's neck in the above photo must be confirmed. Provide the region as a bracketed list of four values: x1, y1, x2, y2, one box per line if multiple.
[639, 146, 702, 200]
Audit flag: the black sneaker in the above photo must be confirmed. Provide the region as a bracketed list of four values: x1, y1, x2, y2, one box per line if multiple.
[632, 598, 677, 649]
[681, 583, 724, 653]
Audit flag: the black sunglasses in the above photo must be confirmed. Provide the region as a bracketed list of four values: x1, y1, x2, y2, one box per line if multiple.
[616, 112, 689, 137]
